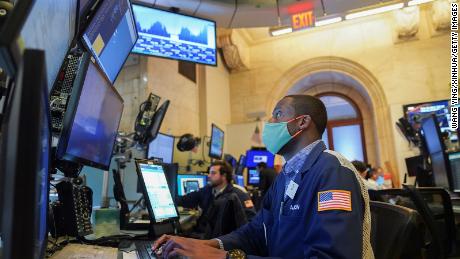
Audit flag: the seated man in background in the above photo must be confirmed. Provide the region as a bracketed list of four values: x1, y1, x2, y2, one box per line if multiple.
[176, 161, 256, 237]
[352, 160, 378, 191]
[366, 168, 382, 190]
[256, 162, 277, 197]
[376, 166, 392, 189]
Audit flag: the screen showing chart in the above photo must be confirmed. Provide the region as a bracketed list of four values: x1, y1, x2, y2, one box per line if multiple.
[403, 100, 449, 132]
[248, 169, 260, 185]
[82, 0, 138, 83]
[132, 4, 216, 66]
[139, 163, 178, 222]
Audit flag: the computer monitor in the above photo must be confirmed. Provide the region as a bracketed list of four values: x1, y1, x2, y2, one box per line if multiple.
[235, 155, 246, 176]
[144, 100, 170, 145]
[421, 115, 445, 154]
[246, 150, 275, 168]
[135, 160, 179, 223]
[177, 174, 207, 196]
[57, 60, 124, 170]
[448, 152, 460, 192]
[421, 115, 452, 189]
[82, 0, 138, 83]
[236, 175, 245, 187]
[209, 124, 224, 159]
[131, 4, 217, 66]
[405, 155, 424, 177]
[0, 49, 50, 259]
[224, 154, 237, 168]
[403, 99, 449, 133]
[147, 133, 175, 163]
[248, 169, 260, 185]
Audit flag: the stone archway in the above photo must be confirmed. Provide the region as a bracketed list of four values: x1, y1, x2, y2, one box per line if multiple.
[266, 56, 400, 187]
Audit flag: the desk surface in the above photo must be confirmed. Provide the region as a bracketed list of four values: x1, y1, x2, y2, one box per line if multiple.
[50, 244, 118, 259]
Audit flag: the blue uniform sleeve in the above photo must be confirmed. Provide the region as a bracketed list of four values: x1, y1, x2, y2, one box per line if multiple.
[303, 163, 365, 258]
[175, 188, 203, 209]
[235, 189, 257, 220]
[217, 185, 275, 256]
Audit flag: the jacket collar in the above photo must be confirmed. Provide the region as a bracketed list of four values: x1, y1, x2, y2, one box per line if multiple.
[298, 141, 326, 175]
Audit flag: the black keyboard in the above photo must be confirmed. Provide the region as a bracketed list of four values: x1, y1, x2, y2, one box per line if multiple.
[135, 240, 157, 259]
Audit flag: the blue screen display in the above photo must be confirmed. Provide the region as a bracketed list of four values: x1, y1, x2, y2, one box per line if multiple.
[82, 0, 138, 83]
[210, 125, 224, 159]
[246, 150, 275, 168]
[132, 4, 217, 66]
[236, 175, 245, 187]
[177, 174, 207, 196]
[248, 169, 260, 185]
[63, 62, 123, 168]
[148, 133, 174, 163]
[404, 100, 449, 132]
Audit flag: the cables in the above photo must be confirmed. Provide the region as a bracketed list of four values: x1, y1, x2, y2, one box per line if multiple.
[228, 0, 238, 28]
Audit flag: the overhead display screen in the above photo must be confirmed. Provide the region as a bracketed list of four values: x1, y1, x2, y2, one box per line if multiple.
[131, 4, 217, 66]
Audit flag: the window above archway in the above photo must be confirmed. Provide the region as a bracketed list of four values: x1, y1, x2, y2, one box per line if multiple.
[319, 95, 358, 121]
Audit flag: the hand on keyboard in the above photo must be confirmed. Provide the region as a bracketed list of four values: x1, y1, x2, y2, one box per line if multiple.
[152, 235, 225, 259]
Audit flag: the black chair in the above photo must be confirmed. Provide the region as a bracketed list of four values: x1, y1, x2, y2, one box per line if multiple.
[370, 186, 446, 258]
[370, 201, 424, 259]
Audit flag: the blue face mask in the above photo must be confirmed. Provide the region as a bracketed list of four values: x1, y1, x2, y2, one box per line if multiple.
[262, 116, 305, 154]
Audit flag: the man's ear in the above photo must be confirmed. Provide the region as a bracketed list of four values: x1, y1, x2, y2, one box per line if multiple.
[299, 115, 312, 130]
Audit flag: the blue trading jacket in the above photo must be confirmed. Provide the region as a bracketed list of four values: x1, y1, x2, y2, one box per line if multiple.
[218, 142, 374, 259]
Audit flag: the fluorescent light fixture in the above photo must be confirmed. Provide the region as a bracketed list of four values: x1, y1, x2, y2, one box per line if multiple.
[269, 26, 293, 37]
[315, 17, 343, 27]
[408, 0, 434, 6]
[345, 3, 404, 20]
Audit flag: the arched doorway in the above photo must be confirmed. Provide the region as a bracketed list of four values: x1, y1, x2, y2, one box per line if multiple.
[318, 94, 367, 163]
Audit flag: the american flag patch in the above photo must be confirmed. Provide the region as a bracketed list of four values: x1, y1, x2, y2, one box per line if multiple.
[318, 190, 352, 212]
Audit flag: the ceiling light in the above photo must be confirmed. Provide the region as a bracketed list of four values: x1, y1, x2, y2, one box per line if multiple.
[345, 3, 404, 20]
[315, 17, 343, 27]
[269, 26, 293, 37]
[408, 0, 434, 6]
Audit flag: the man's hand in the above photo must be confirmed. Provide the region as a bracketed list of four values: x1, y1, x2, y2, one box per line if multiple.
[152, 235, 225, 259]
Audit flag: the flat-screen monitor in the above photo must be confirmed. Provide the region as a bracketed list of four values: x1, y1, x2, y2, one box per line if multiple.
[248, 169, 260, 185]
[145, 100, 170, 144]
[135, 161, 179, 223]
[236, 175, 245, 187]
[57, 60, 124, 170]
[403, 100, 449, 132]
[235, 155, 246, 175]
[209, 124, 224, 159]
[448, 152, 460, 192]
[147, 133, 174, 163]
[0, 49, 50, 259]
[82, 0, 138, 83]
[177, 174, 207, 196]
[421, 115, 445, 154]
[405, 155, 424, 177]
[246, 150, 275, 168]
[132, 4, 217, 66]
[224, 154, 237, 168]
[430, 151, 451, 190]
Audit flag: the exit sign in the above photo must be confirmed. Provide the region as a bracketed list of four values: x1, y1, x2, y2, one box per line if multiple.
[291, 11, 315, 31]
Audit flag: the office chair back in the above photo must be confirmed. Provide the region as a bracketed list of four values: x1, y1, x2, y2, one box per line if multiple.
[370, 201, 424, 259]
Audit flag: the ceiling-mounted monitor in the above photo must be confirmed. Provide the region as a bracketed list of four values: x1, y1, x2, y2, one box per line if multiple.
[131, 4, 217, 66]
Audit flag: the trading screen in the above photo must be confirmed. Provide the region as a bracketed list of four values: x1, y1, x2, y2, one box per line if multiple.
[139, 163, 178, 222]
[82, 0, 137, 83]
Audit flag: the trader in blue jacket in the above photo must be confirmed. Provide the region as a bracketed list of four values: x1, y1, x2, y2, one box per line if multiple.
[153, 95, 374, 259]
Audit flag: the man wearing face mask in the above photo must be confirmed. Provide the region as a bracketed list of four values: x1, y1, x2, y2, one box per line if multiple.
[153, 95, 374, 259]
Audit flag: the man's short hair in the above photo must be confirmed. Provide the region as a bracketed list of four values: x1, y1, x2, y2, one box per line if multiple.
[285, 95, 328, 135]
[211, 160, 233, 183]
[352, 160, 367, 173]
[257, 162, 267, 169]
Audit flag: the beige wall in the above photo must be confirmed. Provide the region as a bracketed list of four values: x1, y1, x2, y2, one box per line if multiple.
[229, 4, 449, 183]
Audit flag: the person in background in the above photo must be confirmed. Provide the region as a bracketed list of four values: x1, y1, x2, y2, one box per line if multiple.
[176, 161, 256, 234]
[366, 168, 382, 190]
[352, 160, 375, 191]
[256, 162, 277, 197]
[376, 166, 392, 189]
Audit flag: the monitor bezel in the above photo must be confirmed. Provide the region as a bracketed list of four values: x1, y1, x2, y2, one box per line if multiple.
[209, 123, 224, 159]
[57, 57, 124, 170]
[135, 159, 180, 223]
[130, 3, 218, 67]
[81, 0, 139, 84]
[146, 132, 175, 163]
[145, 100, 170, 144]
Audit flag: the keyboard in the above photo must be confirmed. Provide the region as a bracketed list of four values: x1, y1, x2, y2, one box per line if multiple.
[134, 240, 158, 259]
